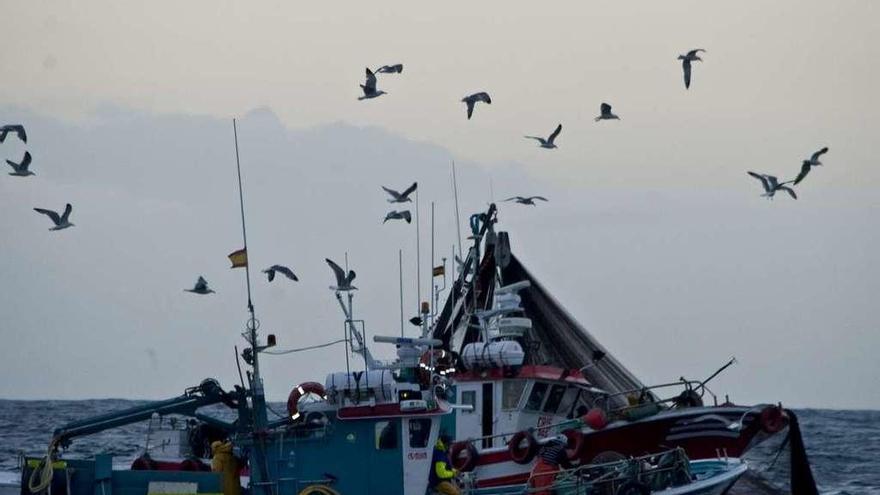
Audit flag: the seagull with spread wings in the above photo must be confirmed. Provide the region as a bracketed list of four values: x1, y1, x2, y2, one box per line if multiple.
[678, 49, 706, 89]
[382, 182, 417, 203]
[462, 92, 491, 120]
[358, 68, 386, 100]
[6, 151, 34, 176]
[375, 64, 403, 74]
[263, 265, 299, 282]
[184, 276, 215, 295]
[34, 203, 75, 230]
[794, 147, 830, 185]
[383, 210, 412, 224]
[747, 172, 797, 200]
[504, 196, 549, 206]
[326, 258, 357, 291]
[0, 124, 27, 143]
[524, 124, 562, 149]
[595, 103, 620, 122]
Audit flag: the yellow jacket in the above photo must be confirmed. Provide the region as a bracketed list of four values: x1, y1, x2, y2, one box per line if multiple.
[211, 441, 241, 495]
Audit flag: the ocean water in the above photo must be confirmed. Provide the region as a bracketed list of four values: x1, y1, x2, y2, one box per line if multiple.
[0, 401, 877, 494]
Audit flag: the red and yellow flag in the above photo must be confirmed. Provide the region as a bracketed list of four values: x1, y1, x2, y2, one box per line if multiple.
[432, 265, 445, 277]
[228, 248, 248, 268]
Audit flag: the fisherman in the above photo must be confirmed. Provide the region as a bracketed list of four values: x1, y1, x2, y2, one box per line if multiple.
[529, 436, 571, 495]
[210, 440, 241, 495]
[429, 433, 460, 495]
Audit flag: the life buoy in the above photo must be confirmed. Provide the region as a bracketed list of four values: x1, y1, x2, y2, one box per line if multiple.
[759, 405, 787, 434]
[562, 429, 584, 461]
[583, 408, 609, 430]
[131, 456, 158, 471]
[287, 382, 326, 421]
[297, 485, 341, 495]
[508, 431, 538, 464]
[418, 350, 459, 387]
[449, 442, 479, 472]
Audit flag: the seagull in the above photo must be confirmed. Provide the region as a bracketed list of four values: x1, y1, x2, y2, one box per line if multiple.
[747, 172, 797, 200]
[326, 258, 357, 291]
[524, 124, 562, 149]
[263, 265, 299, 282]
[358, 68, 386, 100]
[595, 103, 620, 122]
[678, 49, 706, 89]
[375, 64, 403, 74]
[805, 147, 829, 166]
[382, 182, 417, 203]
[384, 210, 412, 224]
[33, 203, 75, 230]
[503, 196, 548, 206]
[184, 276, 215, 295]
[462, 92, 491, 120]
[0, 124, 27, 143]
[6, 151, 34, 176]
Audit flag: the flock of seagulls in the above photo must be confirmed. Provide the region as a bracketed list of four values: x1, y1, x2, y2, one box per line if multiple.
[747, 147, 830, 200]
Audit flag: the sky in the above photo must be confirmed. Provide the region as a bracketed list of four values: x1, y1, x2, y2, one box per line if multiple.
[0, 1, 878, 409]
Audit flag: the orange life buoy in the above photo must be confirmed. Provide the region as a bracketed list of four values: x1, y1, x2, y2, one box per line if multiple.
[508, 431, 538, 464]
[583, 408, 609, 430]
[562, 429, 584, 460]
[759, 405, 787, 434]
[287, 382, 326, 421]
[449, 441, 479, 472]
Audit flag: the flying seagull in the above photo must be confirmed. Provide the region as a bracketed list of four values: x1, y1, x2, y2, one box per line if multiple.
[184, 276, 215, 295]
[524, 124, 562, 149]
[383, 210, 412, 224]
[34, 203, 75, 230]
[6, 151, 34, 176]
[382, 182, 417, 203]
[595, 103, 620, 122]
[805, 146, 829, 166]
[503, 196, 548, 206]
[0, 124, 27, 143]
[263, 265, 299, 282]
[747, 172, 797, 200]
[326, 258, 357, 291]
[678, 49, 706, 89]
[462, 92, 491, 120]
[375, 64, 403, 74]
[358, 68, 386, 100]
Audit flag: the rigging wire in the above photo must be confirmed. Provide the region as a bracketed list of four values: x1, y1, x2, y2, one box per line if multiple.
[263, 338, 349, 355]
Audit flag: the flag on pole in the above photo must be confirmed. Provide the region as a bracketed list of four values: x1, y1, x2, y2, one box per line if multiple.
[228, 248, 248, 268]
[432, 265, 445, 277]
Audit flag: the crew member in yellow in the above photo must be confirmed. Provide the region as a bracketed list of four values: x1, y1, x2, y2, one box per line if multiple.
[211, 440, 241, 495]
[429, 433, 460, 495]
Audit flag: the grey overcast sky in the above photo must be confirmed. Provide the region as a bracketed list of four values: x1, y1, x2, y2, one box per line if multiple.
[0, 1, 878, 409]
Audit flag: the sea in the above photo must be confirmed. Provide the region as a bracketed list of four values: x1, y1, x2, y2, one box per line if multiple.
[0, 401, 877, 494]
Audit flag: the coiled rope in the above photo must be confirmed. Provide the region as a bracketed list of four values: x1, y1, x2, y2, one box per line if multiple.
[28, 439, 59, 494]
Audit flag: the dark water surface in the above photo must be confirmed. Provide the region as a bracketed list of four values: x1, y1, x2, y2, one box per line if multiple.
[0, 401, 877, 494]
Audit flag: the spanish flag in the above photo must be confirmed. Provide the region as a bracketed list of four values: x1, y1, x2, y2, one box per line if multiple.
[432, 265, 445, 277]
[228, 248, 248, 268]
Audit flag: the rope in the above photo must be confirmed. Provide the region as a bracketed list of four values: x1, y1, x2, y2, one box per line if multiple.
[28, 439, 59, 494]
[264, 339, 348, 355]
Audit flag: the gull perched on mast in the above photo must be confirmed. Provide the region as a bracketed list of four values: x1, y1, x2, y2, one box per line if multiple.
[678, 49, 706, 89]
[504, 196, 548, 206]
[326, 258, 357, 291]
[185, 276, 215, 295]
[0, 124, 27, 143]
[6, 151, 34, 176]
[794, 147, 830, 185]
[524, 124, 562, 149]
[263, 265, 299, 282]
[383, 210, 412, 224]
[462, 92, 491, 120]
[595, 103, 620, 122]
[358, 68, 386, 100]
[747, 172, 797, 200]
[34, 203, 74, 230]
[382, 182, 417, 203]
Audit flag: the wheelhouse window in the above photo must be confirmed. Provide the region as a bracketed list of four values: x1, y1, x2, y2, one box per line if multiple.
[408, 418, 432, 448]
[524, 382, 549, 411]
[461, 390, 477, 413]
[556, 387, 579, 416]
[542, 384, 567, 413]
[502, 380, 526, 410]
[375, 420, 397, 450]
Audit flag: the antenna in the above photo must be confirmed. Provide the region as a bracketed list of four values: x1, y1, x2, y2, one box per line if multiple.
[232, 119, 255, 317]
[452, 160, 463, 260]
[430, 201, 435, 324]
[399, 249, 404, 337]
[415, 187, 421, 314]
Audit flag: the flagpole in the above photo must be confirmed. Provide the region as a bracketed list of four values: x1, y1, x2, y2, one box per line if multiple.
[233, 119, 254, 315]
[415, 187, 421, 313]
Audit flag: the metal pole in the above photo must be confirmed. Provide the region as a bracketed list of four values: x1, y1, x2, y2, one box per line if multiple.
[452, 160, 463, 260]
[399, 249, 404, 337]
[415, 187, 421, 312]
[430, 201, 435, 324]
[232, 119, 254, 316]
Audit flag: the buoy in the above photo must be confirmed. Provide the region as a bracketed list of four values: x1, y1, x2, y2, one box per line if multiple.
[287, 382, 326, 421]
[449, 442, 479, 472]
[583, 408, 609, 430]
[508, 431, 538, 464]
